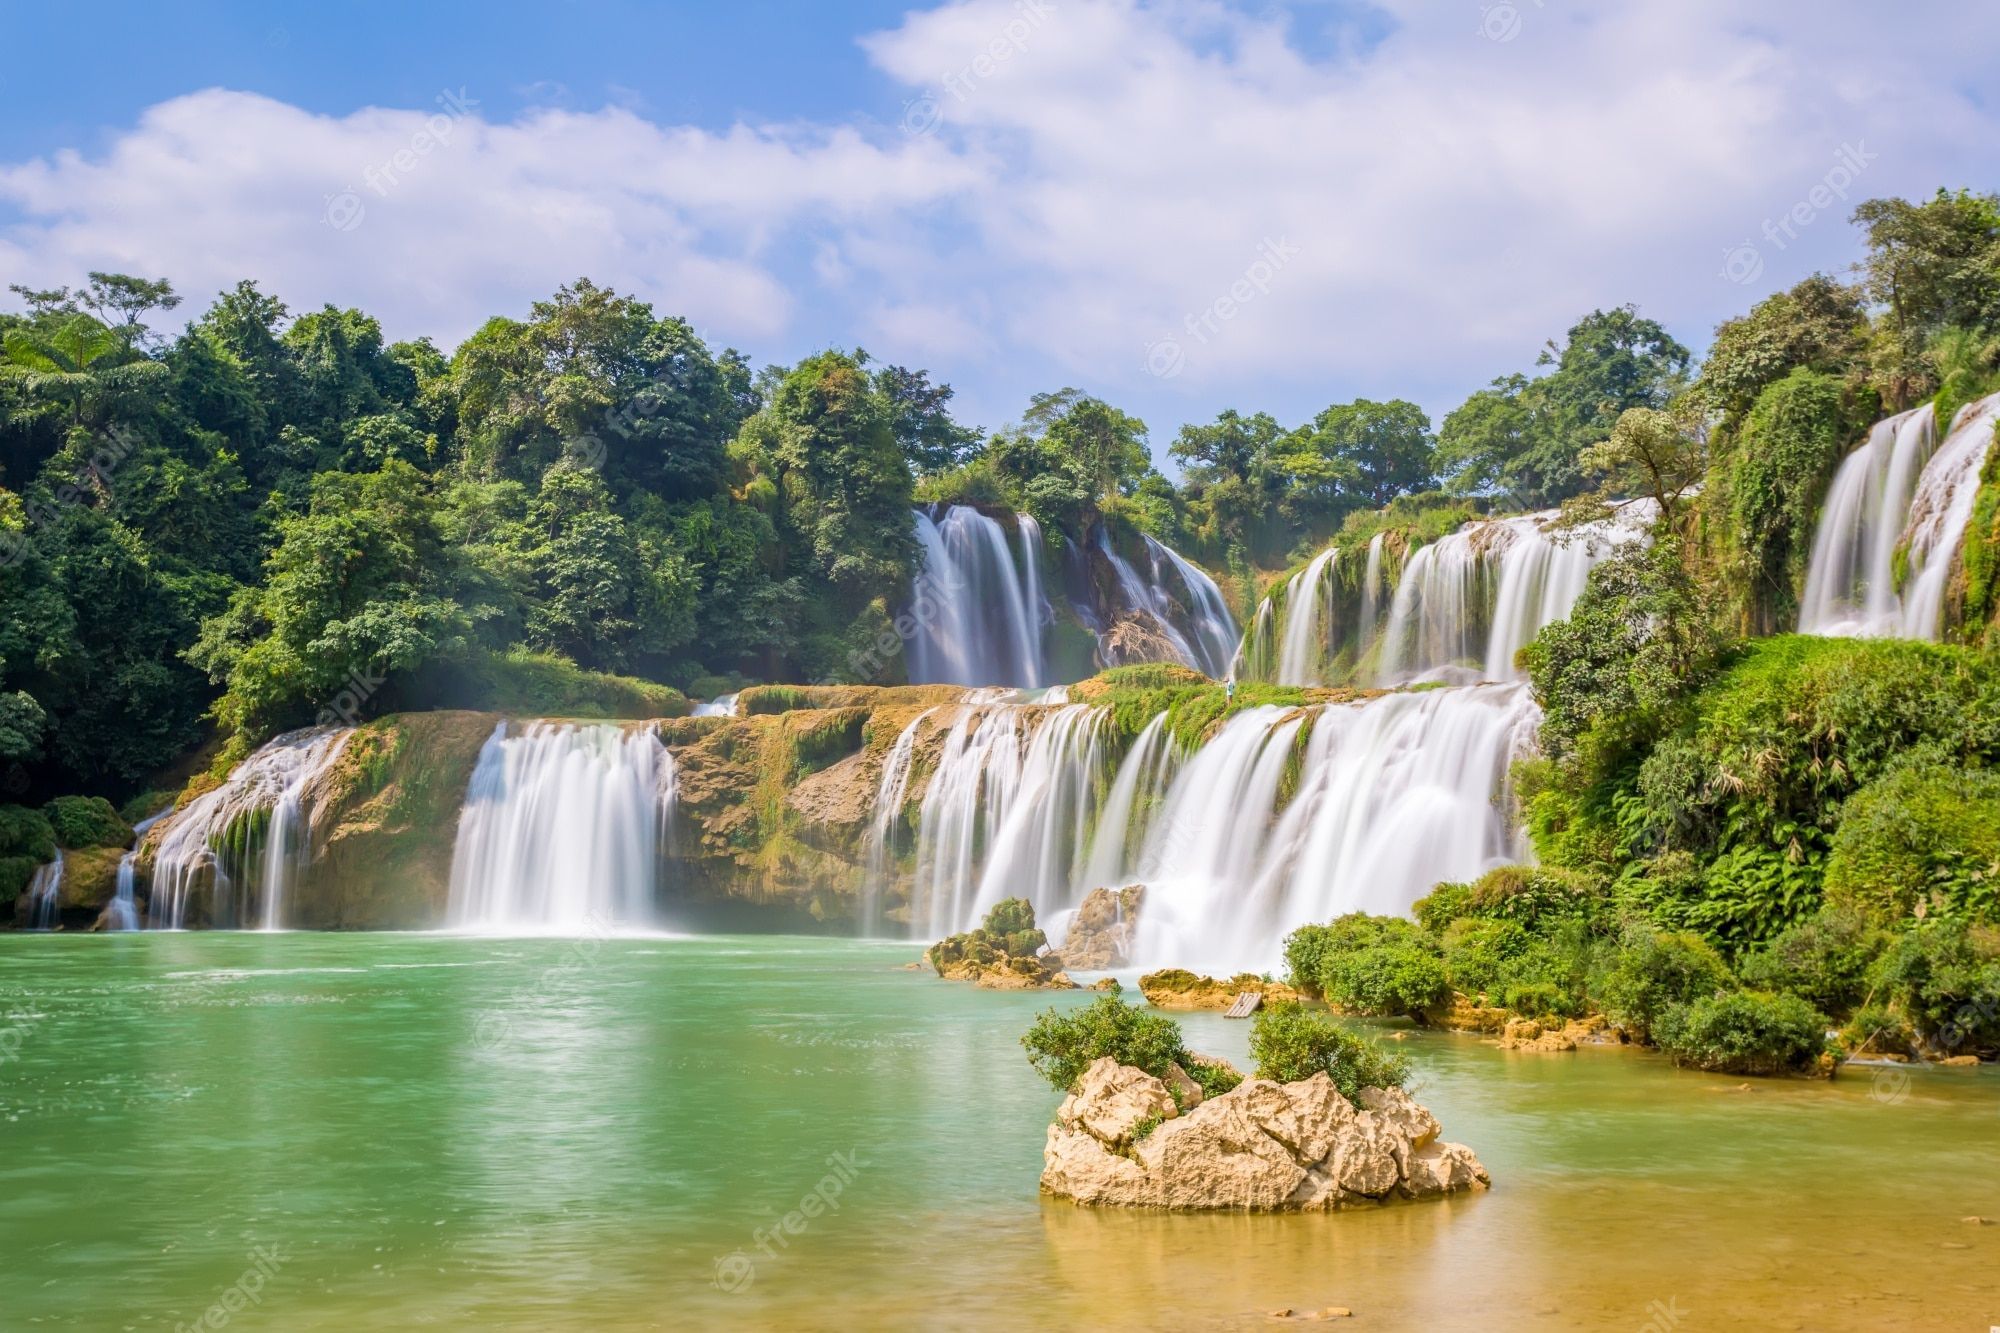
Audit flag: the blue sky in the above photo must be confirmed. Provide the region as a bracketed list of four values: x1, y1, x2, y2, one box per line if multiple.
[4, 1, 1998, 453]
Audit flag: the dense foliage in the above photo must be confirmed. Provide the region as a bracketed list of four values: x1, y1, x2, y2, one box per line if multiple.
[1247, 1002, 1412, 1105]
[1020, 994, 1239, 1102]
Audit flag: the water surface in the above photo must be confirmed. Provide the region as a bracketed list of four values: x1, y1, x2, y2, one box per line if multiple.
[2, 933, 1995, 1329]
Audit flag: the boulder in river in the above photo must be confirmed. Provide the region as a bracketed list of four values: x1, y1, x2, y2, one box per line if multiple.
[1057, 885, 1145, 970]
[1041, 1057, 1490, 1211]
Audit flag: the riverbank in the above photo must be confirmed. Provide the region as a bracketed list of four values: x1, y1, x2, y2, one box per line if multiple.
[1, 931, 1994, 1329]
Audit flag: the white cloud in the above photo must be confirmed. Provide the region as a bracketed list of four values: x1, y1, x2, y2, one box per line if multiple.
[4, 1, 1998, 436]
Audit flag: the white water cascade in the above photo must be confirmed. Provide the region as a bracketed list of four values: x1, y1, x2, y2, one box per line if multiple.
[446, 722, 677, 933]
[1132, 684, 1537, 973]
[880, 683, 1538, 971]
[1376, 504, 1650, 685]
[105, 807, 171, 931]
[908, 507, 1048, 688]
[24, 852, 64, 929]
[692, 693, 740, 718]
[1798, 394, 2000, 640]
[146, 727, 352, 929]
[1096, 530, 1240, 678]
[1797, 405, 1938, 636]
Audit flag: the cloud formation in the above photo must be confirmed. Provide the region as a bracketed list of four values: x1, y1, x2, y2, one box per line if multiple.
[4, 0, 1998, 434]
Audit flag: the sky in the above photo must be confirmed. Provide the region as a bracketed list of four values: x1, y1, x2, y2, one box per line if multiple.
[3, 0, 1998, 452]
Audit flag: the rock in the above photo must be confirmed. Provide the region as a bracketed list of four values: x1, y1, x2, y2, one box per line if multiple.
[1058, 1058, 1178, 1147]
[1042, 1062, 1489, 1212]
[1499, 1017, 1582, 1052]
[1165, 1061, 1205, 1108]
[1318, 1309, 1353, 1319]
[1939, 1054, 1980, 1067]
[1139, 969, 1303, 1010]
[928, 900, 1073, 989]
[1961, 1215, 1992, 1226]
[1057, 885, 1145, 970]
[1089, 977, 1121, 992]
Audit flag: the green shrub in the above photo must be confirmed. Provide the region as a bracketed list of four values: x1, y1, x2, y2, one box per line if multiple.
[118, 790, 179, 827]
[1418, 865, 1604, 934]
[1441, 918, 1531, 1000]
[1021, 995, 1191, 1094]
[42, 795, 133, 850]
[1413, 880, 1476, 934]
[1289, 915, 1449, 1019]
[1498, 980, 1569, 1019]
[0, 805, 56, 863]
[1248, 1001, 1412, 1105]
[1842, 1004, 1916, 1057]
[1735, 906, 1883, 1016]
[1824, 757, 2000, 925]
[1652, 990, 1829, 1075]
[406, 646, 689, 719]
[1866, 920, 2000, 1055]
[1592, 924, 1734, 1039]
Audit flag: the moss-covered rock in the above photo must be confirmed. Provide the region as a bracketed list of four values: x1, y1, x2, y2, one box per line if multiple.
[44, 796, 133, 850]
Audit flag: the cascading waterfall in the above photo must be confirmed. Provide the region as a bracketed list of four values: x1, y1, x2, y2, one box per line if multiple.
[1377, 505, 1649, 685]
[25, 852, 64, 929]
[146, 727, 352, 929]
[1896, 394, 2000, 638]
[885, 683, 1538, 972]
[1275, 549, 1340, 686]
[1797, 405, 1938, 636]
[692, 693, 740, 718]
[863, 707, 937, 934]
[905, 703, 1109, 939]
[908, 506, 1047, 688]
[1095, 530, 1241, 678]
[1798, 394, 2000, 640]
[1133, 684, 1537, 972]
[105, 808, 170, 931]
[446, 722, 677, 933]
[1242, 506, 1647, 688]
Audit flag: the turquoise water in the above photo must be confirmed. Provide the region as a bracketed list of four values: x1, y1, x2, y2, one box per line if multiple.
[2, 933, 1996, 1330]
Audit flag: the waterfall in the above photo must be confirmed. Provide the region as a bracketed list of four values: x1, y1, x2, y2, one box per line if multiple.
[907, 506, 1047, 687]
[1798, 395, 2000, 639]
[903, 702, 1110, 937]
[1797, 406, 1938, 636]
[862, 708, 937, 933]
[883, 683, 1538, 971]
[146, 727, 352, 929]
[1096, 529, 1240, 678]
[1275, 549, 1339, 686]
[1133, 684, 1537, 973]
[446, 722, 677, 933]
[25, 852, 64, 929]
[692, 693, 740, 718]
[1243, 506, 1646, 688]
[1899, 394, 2000, 638]
[105, 808, 170, 931]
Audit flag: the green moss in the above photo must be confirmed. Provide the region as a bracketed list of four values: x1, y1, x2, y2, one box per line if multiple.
[43, 795, 134, 850]
[1717, 369, 1854, 629]
[403, 647, 688, 719]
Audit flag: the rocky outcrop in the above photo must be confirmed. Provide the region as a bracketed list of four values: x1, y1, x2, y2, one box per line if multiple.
[1498, 1014, 1622, 1052]
[1138, 968, 1302, 1010]
[1042, 1057, 1489, 1211]
[926, 897, 1078, 989]
[1057, 885, 1144, 970]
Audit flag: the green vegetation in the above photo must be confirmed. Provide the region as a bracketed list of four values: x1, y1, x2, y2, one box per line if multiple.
[1021, 993, 1240, 1103]
[1651, 991, 1829, 1075]
[42, 795, 133, 849]
[1283, 915, 1449, 1019]
[1247, 1001, 1412, 1104]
